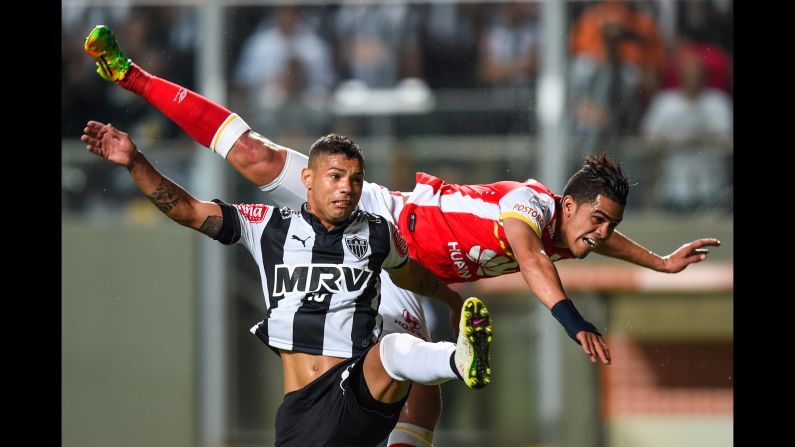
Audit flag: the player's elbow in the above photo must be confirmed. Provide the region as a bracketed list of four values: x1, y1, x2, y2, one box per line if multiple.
[386, 270, 412, 291]
[230, 134, 286, 185]
[516, 250, 553, 271]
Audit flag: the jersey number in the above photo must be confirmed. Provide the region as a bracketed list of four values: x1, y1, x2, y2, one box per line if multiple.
[306, 292, 331, 303]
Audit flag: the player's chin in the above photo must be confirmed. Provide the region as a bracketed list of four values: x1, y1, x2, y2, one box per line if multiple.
[574, 246, 594, 259]
[331, 208, 354, 222]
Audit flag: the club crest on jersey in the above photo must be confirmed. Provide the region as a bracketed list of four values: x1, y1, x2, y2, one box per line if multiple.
[345, 236, 369, 260]
[236, 204, 268, 223]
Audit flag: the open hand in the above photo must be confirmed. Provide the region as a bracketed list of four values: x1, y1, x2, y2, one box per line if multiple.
[576, 331, 611, 364]
[660, 238, 721, 273]
[80, 121, 139, 168]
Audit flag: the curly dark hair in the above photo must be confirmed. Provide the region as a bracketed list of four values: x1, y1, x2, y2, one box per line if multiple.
[308, 133, 365, 170]
[562, 153, 630, 205]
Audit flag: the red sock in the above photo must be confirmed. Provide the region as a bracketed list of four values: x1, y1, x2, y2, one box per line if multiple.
[118, 63, 249, 157]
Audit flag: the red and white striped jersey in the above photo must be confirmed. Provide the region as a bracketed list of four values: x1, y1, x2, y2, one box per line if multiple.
[397, 172, 575, 284]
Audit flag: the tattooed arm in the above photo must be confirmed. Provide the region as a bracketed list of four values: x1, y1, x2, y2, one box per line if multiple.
[387, 258, 465, 336]
[81, 121, 223, 237]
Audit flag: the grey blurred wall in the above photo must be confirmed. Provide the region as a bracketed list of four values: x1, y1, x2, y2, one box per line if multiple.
[62, 221, 197, 447]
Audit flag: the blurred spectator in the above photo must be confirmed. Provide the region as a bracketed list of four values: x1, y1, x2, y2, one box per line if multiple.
[160, 6, 198, 88]
[262, 56, 330, 139]
[334, 2, 421, 88]
[642, 50, 732, 211]
[234, 7, 333, 93]
[232, 7, 333, 136]
[677, 0, 732, 50]
[418, 3, 486, 88]
[569, 20, 643, 163]
[473, 2, 541, 134]
[570, 0, 665, 104]
[661, 36, 732, 97]
[478, 3, 540, 88]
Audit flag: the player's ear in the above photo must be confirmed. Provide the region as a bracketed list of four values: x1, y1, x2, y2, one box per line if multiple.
[562, 195, 575, 217]
[301, 166, 312, 190]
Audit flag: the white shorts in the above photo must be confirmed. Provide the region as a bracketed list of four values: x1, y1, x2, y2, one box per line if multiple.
[259, 148, 431, 341]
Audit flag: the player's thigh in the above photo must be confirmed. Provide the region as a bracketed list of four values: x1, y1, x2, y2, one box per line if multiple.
[379, 270, 430, 341]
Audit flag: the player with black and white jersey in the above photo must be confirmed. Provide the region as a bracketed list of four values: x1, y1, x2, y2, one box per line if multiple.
[84, 25, 720, 447]
[217, 200, 407, 359]
[82, 122, 494, 447]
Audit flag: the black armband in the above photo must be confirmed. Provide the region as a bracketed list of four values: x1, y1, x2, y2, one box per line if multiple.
[550, 299, 600, 344]
[211, 199, 241, 245]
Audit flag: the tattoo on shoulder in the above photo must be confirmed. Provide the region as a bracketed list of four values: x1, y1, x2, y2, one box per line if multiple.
[147, 178, 181, 213]
[199, 215, 223, 238]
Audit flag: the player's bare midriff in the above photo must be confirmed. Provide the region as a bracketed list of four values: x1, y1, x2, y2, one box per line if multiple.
[280, 350, 348, 394]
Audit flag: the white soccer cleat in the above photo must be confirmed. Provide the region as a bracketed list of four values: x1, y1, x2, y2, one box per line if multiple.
[454, 297, 493, 389]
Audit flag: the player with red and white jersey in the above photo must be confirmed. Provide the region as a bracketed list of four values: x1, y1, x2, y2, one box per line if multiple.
[84, 25, 721, 447]
[399, 173, 573, 284]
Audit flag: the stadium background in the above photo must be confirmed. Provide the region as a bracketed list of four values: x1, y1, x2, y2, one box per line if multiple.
[61, 1, 733, 446]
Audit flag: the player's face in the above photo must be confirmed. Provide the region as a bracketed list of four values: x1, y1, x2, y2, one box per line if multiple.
[561, 194, 624, 258]
[302, 154, 364, 230]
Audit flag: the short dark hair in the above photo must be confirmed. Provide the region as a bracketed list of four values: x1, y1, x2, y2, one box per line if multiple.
[562, 153, 629, 205]
[308, 133, 365, 170]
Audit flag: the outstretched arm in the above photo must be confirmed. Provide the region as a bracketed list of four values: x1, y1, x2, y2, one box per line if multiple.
[595, 231, 721, 273]
[503, 217, 610, 364]
[387, 259, 465, 337]
[81, 121, 223, 237]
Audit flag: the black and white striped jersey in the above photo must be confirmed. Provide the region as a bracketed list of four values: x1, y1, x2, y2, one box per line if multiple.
[213, 200, 409, 358]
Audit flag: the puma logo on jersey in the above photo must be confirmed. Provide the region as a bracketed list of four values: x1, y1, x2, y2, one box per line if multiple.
[273, 264, 373, 295]
[291, 234, 311, 247]
[339, 363, 355, 395]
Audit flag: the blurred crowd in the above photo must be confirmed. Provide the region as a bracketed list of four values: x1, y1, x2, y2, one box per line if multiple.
[63, 0, 732, 214]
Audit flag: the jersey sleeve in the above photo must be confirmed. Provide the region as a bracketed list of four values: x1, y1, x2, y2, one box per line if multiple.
[382, 221, 409, 269]
[497, 187, 555, 238]
[357, 181, 403, 225]
[211, 200, 273, 254]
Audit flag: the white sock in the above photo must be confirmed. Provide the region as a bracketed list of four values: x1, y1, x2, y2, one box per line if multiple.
[387, 422, 434, 447]
[211, 114, 250, 159]
[379, 333, 456, 385]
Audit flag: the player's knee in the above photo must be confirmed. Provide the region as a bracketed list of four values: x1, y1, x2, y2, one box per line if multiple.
[380, 333, 423, 381]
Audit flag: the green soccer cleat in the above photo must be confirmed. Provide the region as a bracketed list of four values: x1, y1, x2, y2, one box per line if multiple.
[84, 25, 131, 82]
[454, 297, 493, 390]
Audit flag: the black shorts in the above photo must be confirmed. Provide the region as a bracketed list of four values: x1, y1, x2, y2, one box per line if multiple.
[274, 351, 410, 447]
